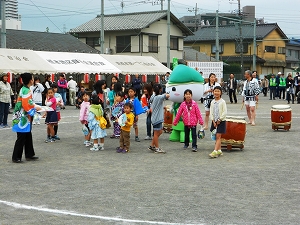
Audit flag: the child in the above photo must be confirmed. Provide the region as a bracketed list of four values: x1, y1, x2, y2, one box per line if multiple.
[173, 89, 204, 152]
[45, 88, 58, 143]
[110, 91, 125, 138]
[79, 92, 91, 147]
[126, 87, 142, 142]
[117, 102, 134, 153]
[88, 94, 107, 151]
[148, 84, 170, 153]
[141, 84, 154, 140]
[52, 83, 64, 140]
[209, 86, 227, 158]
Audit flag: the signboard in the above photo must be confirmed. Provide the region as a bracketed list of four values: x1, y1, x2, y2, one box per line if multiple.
[187, 61, 223, 79]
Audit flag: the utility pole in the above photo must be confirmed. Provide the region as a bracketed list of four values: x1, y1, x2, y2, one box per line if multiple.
[215, 10, 219, 61]
[100, 0, 104, 54]
[238, 0, 244, 74]
[1, 0, 6, 48]
[188, 3, 199, 32]
[252, 19, 256, 71]
[167, 0, 170, 68]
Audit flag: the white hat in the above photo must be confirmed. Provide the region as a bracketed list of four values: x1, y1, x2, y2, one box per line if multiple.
[69, 76, 73, 79]
[278, 72, 282, 75]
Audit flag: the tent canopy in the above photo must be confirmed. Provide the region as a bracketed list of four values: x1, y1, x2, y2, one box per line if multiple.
[35, 51, 121, 74]
[0, 49, 55, 74]
[100, 54, 172, 75]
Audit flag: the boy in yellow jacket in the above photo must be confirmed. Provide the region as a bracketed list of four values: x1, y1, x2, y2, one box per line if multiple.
[117, 102, 134, 153]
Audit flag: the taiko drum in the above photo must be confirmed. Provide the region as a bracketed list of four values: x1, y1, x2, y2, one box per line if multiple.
[221, 116, 246, 144]
[271, 105, 291, 130]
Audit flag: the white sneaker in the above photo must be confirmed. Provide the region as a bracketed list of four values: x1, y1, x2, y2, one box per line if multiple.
[144, 136, 152, 140]
[90, 146, 99, 151]
[32, 121, 36, 125]
[36, 121, 40, 125]
[85, 141, 91, 147]
[98, 146, 104, 151]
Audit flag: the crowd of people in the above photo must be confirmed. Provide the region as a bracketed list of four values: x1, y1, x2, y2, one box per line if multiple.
[5, 70, 300, 163]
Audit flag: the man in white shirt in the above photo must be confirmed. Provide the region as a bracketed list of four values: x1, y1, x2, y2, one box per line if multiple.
[67, 76, 77, 106]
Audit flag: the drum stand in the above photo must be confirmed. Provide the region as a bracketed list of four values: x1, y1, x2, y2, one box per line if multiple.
[272, 123, 291, 131]
[221, 139, 244, 151]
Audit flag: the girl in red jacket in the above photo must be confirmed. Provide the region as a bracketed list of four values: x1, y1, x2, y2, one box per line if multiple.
[173, 89, 204, 152]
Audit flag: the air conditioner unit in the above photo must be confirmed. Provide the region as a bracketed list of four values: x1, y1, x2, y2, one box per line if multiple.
[105, 48, 112, 54]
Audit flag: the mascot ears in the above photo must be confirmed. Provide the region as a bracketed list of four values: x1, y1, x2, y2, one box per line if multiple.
[169, 64, 204, 84]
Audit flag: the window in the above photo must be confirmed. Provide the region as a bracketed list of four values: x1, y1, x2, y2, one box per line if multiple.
[296, 50, 300, 59]
[287, 49, 292, 57]
[265, 46, 276, 53]
[278, 47, 286, 54]
[235, 42, 249, 53]
[86, 37, 100, 48]
[170, 37, 178, 50]
[211, 44, 224, 54]
[116, 36, 131, 53]
[149, 35, 158, 52]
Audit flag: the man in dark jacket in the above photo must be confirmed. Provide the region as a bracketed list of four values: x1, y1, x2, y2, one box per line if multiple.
[131, 74, 142, 100]
[227, 73, 237, 103]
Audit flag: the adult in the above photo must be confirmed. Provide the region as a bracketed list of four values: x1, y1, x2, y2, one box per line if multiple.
[57, 73, 68, 106]
[131, 74, 142, 100]
[294, 72, 300, 98]
[30, 77, 44, 125]
[261, 75, 269, 97]
[43, 74, 53, 106]
[161, 76, 167, 94]
[165, 72, 170, 83]
[286, 73, 295, 104]
[278, 73, 286, 100]
[0, 73, 14, 128]
[275, 72, 281, 98]
[269, 74, 277, 100]
[242, 70, 260, 126]
[75, 86, 86, 109]
[12, 73, 42, 163]
[203, 73, 220, 130]
[67, 76, 77, 106]
[30, 77, 44, 106]
[10, 74, 19, 109]
[227, 73, 237, 104]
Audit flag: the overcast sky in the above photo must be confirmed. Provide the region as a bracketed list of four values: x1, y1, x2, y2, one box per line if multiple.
[18, 0, 300, 38]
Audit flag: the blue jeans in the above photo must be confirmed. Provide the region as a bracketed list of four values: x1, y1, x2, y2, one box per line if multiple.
[59, 92, 67, 105]
[0, 101, 10, 126]
[146, 113, 152, 137]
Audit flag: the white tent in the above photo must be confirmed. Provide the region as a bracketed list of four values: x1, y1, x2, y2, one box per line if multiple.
[34, 51, 121, 74]
[0, 49, 56, 74]
[100, 55, 172, 75]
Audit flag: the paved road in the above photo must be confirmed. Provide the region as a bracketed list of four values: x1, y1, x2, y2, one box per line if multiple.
[0, 94, 299, 225]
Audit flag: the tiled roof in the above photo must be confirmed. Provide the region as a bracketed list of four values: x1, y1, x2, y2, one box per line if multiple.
[183, 46, 217, 62]
[1, 29, 99, 53]
[184, 23, 288, 42]
[70, 10, 193, 36]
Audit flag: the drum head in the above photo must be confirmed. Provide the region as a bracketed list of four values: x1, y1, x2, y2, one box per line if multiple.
[226, 116, 246, 123]
[271, 104, 291, 110]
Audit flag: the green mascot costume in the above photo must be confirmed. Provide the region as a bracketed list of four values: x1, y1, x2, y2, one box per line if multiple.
[166, 65, 204, 142]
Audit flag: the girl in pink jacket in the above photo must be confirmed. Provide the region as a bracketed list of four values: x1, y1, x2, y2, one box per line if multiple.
[173, 89, 204, 152]
[79, 92, 91, 147]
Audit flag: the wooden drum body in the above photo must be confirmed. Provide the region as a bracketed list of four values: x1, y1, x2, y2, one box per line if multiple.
[271, 105, 292, 131]
[221, 116, 246, 150]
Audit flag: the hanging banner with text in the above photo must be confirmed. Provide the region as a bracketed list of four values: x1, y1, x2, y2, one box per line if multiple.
[187, 61, 223, 79]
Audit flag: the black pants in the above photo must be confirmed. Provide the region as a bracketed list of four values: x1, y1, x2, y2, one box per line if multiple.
[12, 132, 36, 161]
[228, 89, 237, 103]
[262, 87, 268, 96]
[279, 87, 286, 99]
[184, 126, 197, 148]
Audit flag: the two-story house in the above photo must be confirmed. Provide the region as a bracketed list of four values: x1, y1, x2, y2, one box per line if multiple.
[69, 10, 193, 67]
[184, 23, 288, 78]
[286, 38, 300, 75]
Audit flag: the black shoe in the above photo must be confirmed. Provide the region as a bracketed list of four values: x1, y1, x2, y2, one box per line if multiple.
[12, 159, 22, 163]
[25, 156, 39, 161]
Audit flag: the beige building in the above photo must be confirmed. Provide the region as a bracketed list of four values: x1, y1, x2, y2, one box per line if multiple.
[69, 10, 193, 67]
[184, 23, 288, 77]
